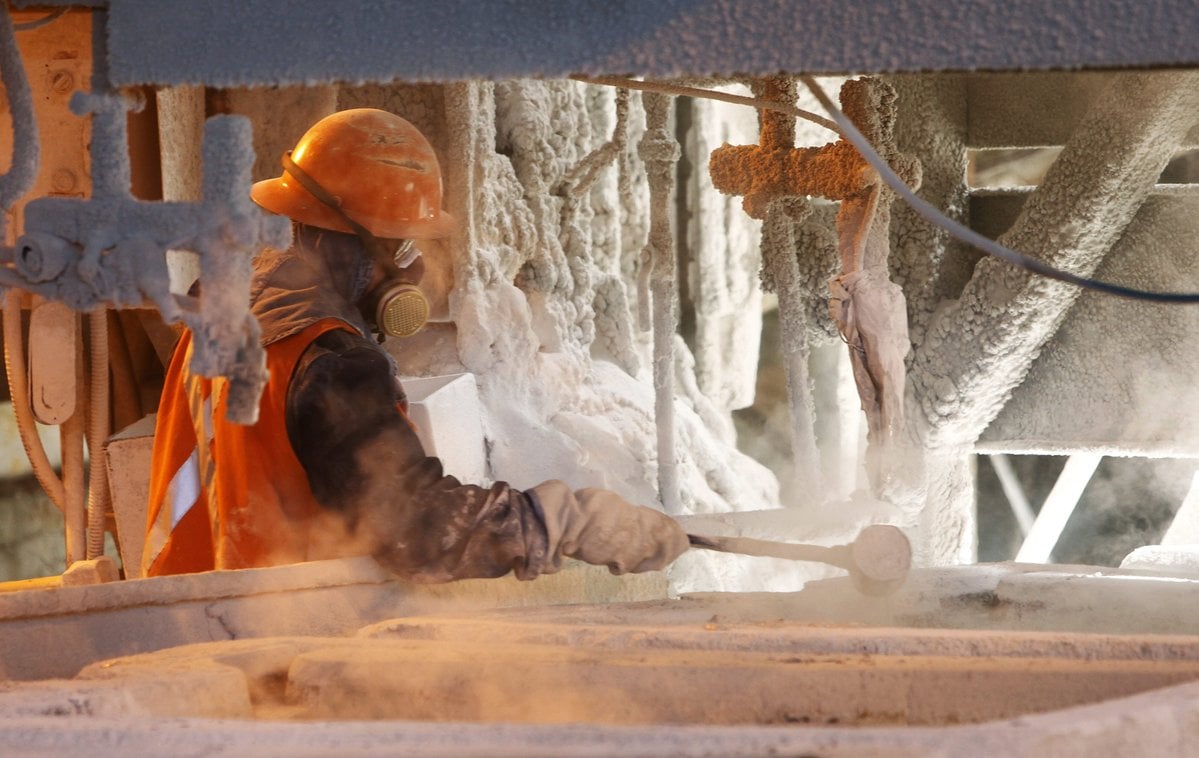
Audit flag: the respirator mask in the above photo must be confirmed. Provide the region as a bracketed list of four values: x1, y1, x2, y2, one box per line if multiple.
[358, 239, 429, 339]
[281, 151, 429, 338]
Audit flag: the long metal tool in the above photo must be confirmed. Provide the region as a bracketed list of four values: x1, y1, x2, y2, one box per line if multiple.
[687, 524, 912, 596]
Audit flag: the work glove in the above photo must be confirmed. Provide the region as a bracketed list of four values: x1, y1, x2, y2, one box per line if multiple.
[530, 481, 690, 575]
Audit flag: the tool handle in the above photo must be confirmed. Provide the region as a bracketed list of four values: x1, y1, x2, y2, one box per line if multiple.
[687, 533, 853, 570]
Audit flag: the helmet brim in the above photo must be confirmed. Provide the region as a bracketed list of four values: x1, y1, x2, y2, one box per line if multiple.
[251, 176, 457, 241]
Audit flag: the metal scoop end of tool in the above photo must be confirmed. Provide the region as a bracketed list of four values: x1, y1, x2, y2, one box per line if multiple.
[686, 524, 912, 596]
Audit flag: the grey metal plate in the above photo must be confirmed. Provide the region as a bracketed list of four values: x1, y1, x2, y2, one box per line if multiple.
[86, 0, 1199, 87]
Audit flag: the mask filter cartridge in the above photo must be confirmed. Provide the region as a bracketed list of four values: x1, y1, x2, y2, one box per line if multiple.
[367, 282, 429, 338]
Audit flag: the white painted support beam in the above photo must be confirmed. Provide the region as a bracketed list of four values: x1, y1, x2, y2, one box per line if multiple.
[988, 454, 1036, 536]
[1015, 453, 1103, 563]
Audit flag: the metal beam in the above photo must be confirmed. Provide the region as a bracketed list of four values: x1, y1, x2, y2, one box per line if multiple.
[1015, 454, 1103, 564]
[83, 0, 1199, 88]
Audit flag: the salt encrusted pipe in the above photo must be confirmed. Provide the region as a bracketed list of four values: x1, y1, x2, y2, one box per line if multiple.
[762, 199, 825, 501]
[883, 76, 969, 351]
[0, 5, 38, 229]
[827, 81, 914, 489]
[85, 307, 110, 560]
[750, 76, 824, 501]
[909, 70, 1199, 448]
[70, 91, 135, 200]
[196, 115, 269, 424]
[638, 92, 682, 514]
[8, 112, 285, 425]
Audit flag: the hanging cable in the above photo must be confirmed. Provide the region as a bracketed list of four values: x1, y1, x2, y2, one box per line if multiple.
[797, 75, 1199, 304]
[577, 73, 1199, 304]
[573, 74, 839, 134]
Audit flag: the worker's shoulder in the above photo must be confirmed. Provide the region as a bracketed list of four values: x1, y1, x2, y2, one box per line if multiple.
[297, 329, 394, 389]
[309, 326, 380, 357]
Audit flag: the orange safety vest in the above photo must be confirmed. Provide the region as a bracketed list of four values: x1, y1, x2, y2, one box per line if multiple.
[142, 318, 360, 576]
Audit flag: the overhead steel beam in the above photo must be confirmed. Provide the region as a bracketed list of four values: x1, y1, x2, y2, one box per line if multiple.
[21, 0, 1198, 88]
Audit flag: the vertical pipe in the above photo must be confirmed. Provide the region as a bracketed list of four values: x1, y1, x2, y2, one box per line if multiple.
[85, 307, 110, 559]
[83, 5, 130, 199]
[761, 206, 824, 504]
[651, 276, 678, 514]
[639, 92, 681, 514]
[1015, 454, 1103, 564]
[753, 76, 823, 505]
[61, 312, 87, 566]
[66, 5, 115, 564]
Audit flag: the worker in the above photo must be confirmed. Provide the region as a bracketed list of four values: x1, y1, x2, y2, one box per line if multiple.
[142, 108, 689, 581]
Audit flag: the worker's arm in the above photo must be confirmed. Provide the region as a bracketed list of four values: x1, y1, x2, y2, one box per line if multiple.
[287, 330, 687, 582]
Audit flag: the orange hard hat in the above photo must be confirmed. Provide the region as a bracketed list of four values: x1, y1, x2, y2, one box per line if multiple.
[251, 108, 455, 240]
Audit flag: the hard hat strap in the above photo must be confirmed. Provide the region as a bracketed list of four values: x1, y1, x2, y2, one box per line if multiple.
[280, 151, 405, 278]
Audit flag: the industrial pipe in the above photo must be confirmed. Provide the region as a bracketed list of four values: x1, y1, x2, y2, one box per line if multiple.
[85, 306, 110, 559]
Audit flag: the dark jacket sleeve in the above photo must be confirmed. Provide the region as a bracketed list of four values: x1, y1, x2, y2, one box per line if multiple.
[286, 329, 551, 582]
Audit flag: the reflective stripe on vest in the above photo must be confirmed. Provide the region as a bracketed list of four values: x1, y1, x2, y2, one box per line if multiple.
[166, 450, 200, 529]
[143, 337, 213, 574]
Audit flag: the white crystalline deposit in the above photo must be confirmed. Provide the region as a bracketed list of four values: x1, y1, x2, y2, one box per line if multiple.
[431, 80, 778, 543]
[221, 71, 1199, 587]
[685, 84, 766, 415]
[888, 71, 1199, 565]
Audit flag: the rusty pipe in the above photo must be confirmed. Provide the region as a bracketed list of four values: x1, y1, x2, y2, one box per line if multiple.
[85, 306, 110, 559]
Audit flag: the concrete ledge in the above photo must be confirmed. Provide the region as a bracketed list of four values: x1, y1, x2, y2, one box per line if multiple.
[2, 679, 1198, 757]
[28, 588, 1199, 725]
[0, 556, 668, 681]
[5, 594, 1199, 754]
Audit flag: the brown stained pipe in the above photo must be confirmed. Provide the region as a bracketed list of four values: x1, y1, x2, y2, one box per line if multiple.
[2, 292, 66, 512]
[85, 306, 110, 560]
[106, 312, 143, 430]
[61, 319, 87, 566]
[755, 75, 798, 151]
